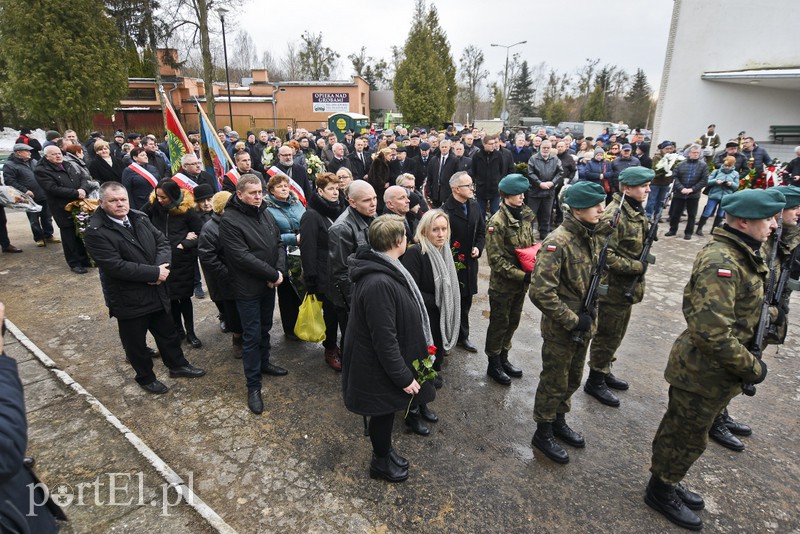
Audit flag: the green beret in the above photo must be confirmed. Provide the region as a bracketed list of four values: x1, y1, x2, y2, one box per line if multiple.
[619, 166, 655, 186]
[721, 188, 785, 219]
[498, 173, 529, 195]
[565, 181, 606, 209]
[779, 185, 800, 209]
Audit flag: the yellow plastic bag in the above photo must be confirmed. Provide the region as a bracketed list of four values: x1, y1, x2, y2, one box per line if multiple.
[294, 294, 326, 343]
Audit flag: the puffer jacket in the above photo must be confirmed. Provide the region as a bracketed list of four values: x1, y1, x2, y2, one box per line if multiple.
[264, 194, 305, 247]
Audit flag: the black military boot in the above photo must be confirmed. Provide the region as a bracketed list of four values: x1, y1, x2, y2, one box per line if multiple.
[486, 356, 511, 385]
[553, 414, 585, 448]
[709, 415, 745, 451]
[695, 216, 708, 236]
[675, 483, 705, 511]
[721, 408, 752, 436]
[531, 423, 569, 464]
[644, 476, 703, 530]
[500, 350, 523, 378]
[583, 370, 620, 407]
[604, 372, 629, 390]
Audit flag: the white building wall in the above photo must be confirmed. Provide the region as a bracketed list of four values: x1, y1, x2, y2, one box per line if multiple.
[654, 0, 800, 146]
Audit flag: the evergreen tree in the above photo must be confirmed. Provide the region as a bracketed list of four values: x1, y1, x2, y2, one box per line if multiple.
[582, 83, 607, 121]
[298, 31, 340, 80]
[624, 69, 652, 128]
[489, 82, 503, 119]
[394, 0, 456, 126]
[0, 0, 128, 133]
[508, 60, 535, 122]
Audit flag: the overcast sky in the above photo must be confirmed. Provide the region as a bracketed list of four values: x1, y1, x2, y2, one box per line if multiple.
[237, 0, 675, 90]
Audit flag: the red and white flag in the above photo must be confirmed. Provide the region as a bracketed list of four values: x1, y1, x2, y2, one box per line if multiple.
[172, 172, 198, 192]
[267, 166, 306, 206]
[224, 167, 240, 187]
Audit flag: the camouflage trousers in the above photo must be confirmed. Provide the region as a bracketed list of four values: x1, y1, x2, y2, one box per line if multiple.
[588, 300, 633, 374]
[485, 288, 527, 358]
[533, 332, 589, 423]
[650, 385, 740, 486]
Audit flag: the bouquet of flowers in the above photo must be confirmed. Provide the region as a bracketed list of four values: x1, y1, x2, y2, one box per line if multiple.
[65, 198, 99, 238]
[451, 241, 466, 272]
[261, 145, 276, 168]
[514, 162, 529, 176]
[764, 160, 787, 188]
[405, 345, 438, 417]
[654, 153, 685, 177]
[305, 153, 325, 180]
[0, 185, 42, 212]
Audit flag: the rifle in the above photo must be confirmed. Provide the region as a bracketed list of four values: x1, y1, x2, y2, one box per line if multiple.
[772, 243, 800, 313]
[571, 193, 626, 344]
[624, 215, 660, 303]
[743, 216, 782, 396]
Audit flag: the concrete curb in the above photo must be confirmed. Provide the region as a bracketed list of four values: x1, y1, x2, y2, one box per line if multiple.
[6, 319, 239, 534]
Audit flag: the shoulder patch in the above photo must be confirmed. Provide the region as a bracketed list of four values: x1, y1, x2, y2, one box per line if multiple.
[546, 244, 557, 252]
[488, 226, 494, 233]
[717, 268, 732, 278]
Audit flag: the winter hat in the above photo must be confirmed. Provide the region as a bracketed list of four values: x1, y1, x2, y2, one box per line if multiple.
[46, 130, 61, 141]
[193, 184, 215, 201]
[19, 128, 31, 135]
[13, 143, 33, 152]
[211, 191, 232, 214]
[594, 147, 605, 156]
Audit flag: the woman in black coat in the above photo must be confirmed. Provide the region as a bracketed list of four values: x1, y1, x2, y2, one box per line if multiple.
[367, 148, 392, 212]
[299, 172, 345, 370]
[342, 215, 435, 483]
[89, 140, 126, 184]
[144, 180, 205, 348]
[198, 191, 244, 348]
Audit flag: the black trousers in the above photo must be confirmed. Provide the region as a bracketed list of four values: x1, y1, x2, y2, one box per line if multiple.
[369, 413, 395, 457]
[222, 299, 243, 334]
[117, 309, 189, 385]
[669, 197, 700, 236]
[277, 281, 302, 335]
[459, 293, 473, 342]
[527, 195, 555, 238]
[0, 207, 9, 248]
[318, 293, 343, 350]
[58, 224, 90, 268]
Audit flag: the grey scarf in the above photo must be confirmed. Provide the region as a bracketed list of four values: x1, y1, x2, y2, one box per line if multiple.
[425, 243, 461, 351]
[375, 250, 434, 347]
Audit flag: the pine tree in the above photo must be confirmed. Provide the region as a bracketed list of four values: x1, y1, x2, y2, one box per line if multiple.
[508, 60, 535, 122]
[582, 83, 607, 121]
[0, 0, 128, 133]
[624, 69, 652, 128]
[394, 0, 456, 126]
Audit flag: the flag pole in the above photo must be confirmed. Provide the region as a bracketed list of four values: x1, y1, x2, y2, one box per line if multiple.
[194, 97, 235, 168]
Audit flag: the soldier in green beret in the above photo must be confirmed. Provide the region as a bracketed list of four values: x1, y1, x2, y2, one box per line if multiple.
[484, 174, 535, 385]
[529, 181, 606, 464]
[585, 166, 654, 407]
[645, 187, 783, 531]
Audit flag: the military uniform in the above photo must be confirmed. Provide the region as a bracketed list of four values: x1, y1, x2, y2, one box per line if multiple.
[530, 212, 598, 423]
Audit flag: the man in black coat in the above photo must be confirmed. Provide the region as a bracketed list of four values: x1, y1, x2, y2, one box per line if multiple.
[34, 145, 92, 272]
[174, 153, 218, 191]
[143, 137, 170, 179]
[409, 142, 433, 192]
[275, 146, 312, 200]
[83, 182, 206, 394]
[3, 144, 57, 246]
[389, 146, 414, 181]
[222, 152, 267, 193]
[347, 137, 372, 180]
[426, 139, 459, 208]
[471, 135, 505, 217]
[0, 304, 63, 533]
[219, 175, 288, 415]
[453, 142, 472, 172]
[326, 143, 351, 175]
[442, 171, 485, 352]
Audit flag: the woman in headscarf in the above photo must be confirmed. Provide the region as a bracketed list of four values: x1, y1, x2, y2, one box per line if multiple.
[401, 209, 460, 428]
[342, 214, 436, 483]
[144, 179, 204, 348]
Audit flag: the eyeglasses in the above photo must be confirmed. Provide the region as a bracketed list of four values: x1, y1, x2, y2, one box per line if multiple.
[279, 153, 293, 157]
[456, 183, 475, 189]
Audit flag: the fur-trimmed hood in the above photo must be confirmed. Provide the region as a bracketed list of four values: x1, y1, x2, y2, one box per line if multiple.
[149, 189, 196, 215]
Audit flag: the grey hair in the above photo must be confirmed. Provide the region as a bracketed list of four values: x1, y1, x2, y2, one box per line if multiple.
[449, 171, 470, 187]
[396, 173, 416, 186]
[794, 145, 800, 156]
[689, 143, 702, 152]
[43, 145, 61, 156]
[181, 153, 199, 165]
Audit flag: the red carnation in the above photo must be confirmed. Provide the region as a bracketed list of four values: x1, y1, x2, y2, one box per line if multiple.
[453, 241, 461, 248]
[428, 345, 437, 356]
[458, 254, 465, 261]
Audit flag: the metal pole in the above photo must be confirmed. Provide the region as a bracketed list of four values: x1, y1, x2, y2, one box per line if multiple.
[220, 13, 233, 128]
[502, 50, 510, 119]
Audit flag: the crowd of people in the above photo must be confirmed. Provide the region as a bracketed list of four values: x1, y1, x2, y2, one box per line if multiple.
[2, 121, 800, 532]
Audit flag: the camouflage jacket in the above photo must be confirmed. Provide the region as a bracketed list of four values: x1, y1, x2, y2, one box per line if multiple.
[764, 225, 800, 344]
[486, 203, 535, 293]
[665, 226, 766, 395]
[599, 194, 649, 305]
[530, 213, 599, 340]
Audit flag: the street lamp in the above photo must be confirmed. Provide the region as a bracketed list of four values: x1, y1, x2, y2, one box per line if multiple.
[490, 40, 527, 124]
[217, 8, 233, 128]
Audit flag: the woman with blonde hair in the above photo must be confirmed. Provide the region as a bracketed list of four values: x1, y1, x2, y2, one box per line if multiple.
[401, 209, 460, 428]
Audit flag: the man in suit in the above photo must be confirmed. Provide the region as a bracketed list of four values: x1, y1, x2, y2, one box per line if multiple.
[347, 137, 371, 179]
[326, 143, 351, 175]
[410, 142, 433, 195]
[389, 146, 413, 181]
[426, 139, 459, 208]
[453, 142, 473, 172]
[83, 182, 206, 394]
[275, 146, 312, 200]
[442, 171, 485, 352]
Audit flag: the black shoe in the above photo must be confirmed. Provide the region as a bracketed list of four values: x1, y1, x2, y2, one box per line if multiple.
[500, 353, 523, 378]
[553, 415, 585, 448]
[71, 266, 88, 274]
[722, 409, 752, 436]
[140, 380, 168, 394]
[664, 230, 676, 237]
[683, 234, 692, 240]
[369, 454, 408, 482]
[487, 356, 511, 385]
[709, 416, 745, 451]
[169, 364, 206, 378]
[457, 338, 478, 352]
[145, 347, 159, 359]
[433, 374, 443, 389]
[675, 483, 705, 511]
[262, 362, 288, 376]
[388, 448, 408, 469]
[2, 245, 23, 253]
[644, 476, 703, 531]
[605, 372, 629, 390]
[532, 423, 569, 464]
[695, 228, 703, 237]
[186, 331, 202, 348]
[405, 408, 430, 436]
[419, 404, 438, 423]
[219, 320, 229, 333]
[248, 389, 263, 414]
[584, 370, 620, 407]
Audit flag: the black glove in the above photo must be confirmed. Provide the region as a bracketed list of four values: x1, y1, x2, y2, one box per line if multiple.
[523, 272, 531, 284]
[753, 359, 768, 384]
[574, 313, 592, 332]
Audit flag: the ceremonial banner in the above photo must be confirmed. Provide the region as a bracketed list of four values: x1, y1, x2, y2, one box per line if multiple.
[160, 87, 193, 175]
[196, 98, 234, 189]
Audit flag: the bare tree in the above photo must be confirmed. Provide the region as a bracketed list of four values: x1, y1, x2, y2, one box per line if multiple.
[230, 30, 258, 83]
[458, 45, 489, 122]
[281, 42, 302, 80]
